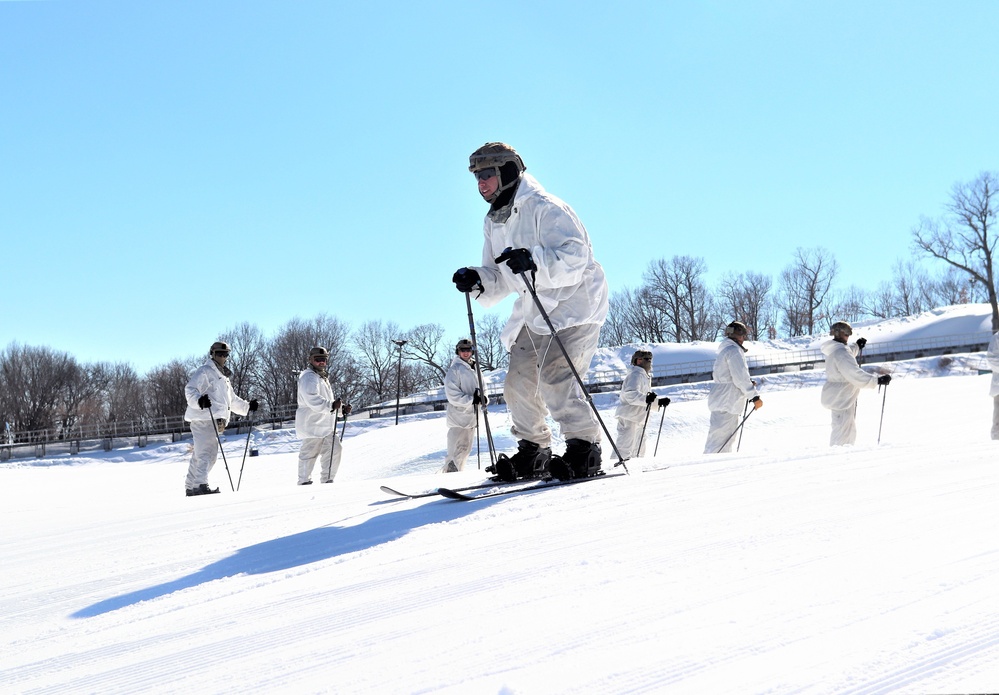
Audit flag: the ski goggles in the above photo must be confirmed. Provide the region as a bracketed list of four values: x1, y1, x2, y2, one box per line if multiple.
[312, 356, 328, 363]
[473, 168, 499, 181]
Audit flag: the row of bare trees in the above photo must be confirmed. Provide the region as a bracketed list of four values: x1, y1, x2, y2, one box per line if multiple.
[4, 171, 996, 440]
[1, 314, 510, 441]
[602, 171, 998, 345]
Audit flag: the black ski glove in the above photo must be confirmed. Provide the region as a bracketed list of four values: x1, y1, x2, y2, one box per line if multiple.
[452, 268, 483, 293]
[197, 394, 211, 410]
[645, 391, 657, 405]
[658, 397, 671, 408]
[494, 247, 537, 274]
[248, 399, 259, 412]
[750, 395, 763, 410]
[856, 337, 867, 349]
[342, 403, 352, 416]
[473, 389, 487, 406]
[877, 374, 891, 386]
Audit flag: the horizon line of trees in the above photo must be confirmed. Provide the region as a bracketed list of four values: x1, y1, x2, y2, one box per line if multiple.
[3, 171, 996, 439]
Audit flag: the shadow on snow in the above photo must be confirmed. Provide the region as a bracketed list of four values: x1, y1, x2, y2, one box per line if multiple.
[71, 498, 482, 618]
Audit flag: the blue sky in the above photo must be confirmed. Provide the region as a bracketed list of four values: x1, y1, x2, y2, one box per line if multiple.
[2, 0, 996, 374]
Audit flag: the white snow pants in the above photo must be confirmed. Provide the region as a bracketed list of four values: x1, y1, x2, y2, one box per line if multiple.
[704, 411, 741, 454]
[442, 426, 475, 472]
[616, 416, 648, 459]
[186, 419, 222, 489]
[829, 403, 859, 446]
[505, 324, 602, 447]
[298, 432, 342, 484]
[992, 396, 999, 440]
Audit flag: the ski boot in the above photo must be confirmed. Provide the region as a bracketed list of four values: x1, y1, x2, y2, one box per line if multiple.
[494, 440, 552, 482]
[557, 439, 603, 479]
[186, 483, 221, 497]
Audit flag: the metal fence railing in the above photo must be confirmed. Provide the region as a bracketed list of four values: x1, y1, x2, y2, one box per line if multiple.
[2, 330, 992, 463]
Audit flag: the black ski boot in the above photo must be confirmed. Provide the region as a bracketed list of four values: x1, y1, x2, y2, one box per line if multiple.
[186, 483, 221, 497]
[561, 439, 603, 479]
[494, 440, 551, 482]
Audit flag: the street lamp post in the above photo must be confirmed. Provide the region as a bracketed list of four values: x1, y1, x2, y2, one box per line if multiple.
[393, 340, 407, 425]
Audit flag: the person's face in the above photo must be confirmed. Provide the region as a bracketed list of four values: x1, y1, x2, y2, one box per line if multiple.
[213, 350, 230, 364]
[311, 355, 328, 368]
[458, 347, 473, 362]
[732, 331, 747, 346]
[637, 356, 652, 373]
[833, 331, 850, 344]
[474, 168, 499, 201]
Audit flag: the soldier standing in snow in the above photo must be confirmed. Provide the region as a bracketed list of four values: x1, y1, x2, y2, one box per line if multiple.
[821, 321, 890, 446]
[615, 350, 668, 459]
[987, 332, 999, 439]
[704, 322, 762, 454]
[441, 339, 486, 472]
[296, 346, 351, 485]
[452, 142, 608, 482]
[183, 341, 257, 496]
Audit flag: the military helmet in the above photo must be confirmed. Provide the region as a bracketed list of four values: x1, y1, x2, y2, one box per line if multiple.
[309, 346, 329, 359]
[724, 321, 748, 338]
[830, 321, 853, 337]
[209, 341, 230, 356]
[631, 349, 653, 366]
[468, 142, 526, 174]
[455, 338, 474, 355]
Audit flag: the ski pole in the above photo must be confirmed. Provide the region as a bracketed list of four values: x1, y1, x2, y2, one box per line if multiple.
[464, 292, 498, 468]
[207, 402, 235, 491]
[735, 399, 750, 452]
[637, 401, 653, 458]
[510, 266, 628, 473]
[716, 405, 756, 454]
[236, 409, 254, 491]
[653, 401, 668, 457]
[474, 400, 481, 470]
[877, 382, 888, 444]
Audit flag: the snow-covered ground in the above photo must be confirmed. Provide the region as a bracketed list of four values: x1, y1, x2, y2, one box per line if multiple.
[3, 305, 999, 694]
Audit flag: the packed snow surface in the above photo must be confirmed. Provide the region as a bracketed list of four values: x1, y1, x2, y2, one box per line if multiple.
[2, 305, 999, 694]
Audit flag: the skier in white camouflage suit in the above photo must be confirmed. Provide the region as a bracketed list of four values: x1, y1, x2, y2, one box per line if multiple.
[820, 321, 890, 446]
[704, 322, 762, 454]
[615, 349, 668, 459]
[183, 341, 257, 496]
[452, 142, 608, 482]
[295, 346, 351, 485]
[441, 339, 486, 473]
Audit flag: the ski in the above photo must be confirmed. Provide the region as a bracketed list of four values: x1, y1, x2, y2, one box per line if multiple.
[437, 471, 624, 501]
[379, 479, 514, 499]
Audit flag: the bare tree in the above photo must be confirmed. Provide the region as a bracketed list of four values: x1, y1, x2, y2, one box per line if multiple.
[219, 322, 266, 404]
[102, 363, 146, 426]
[144, 358, 197, 421]
[401, 323, 450, 386]
[257, 314, 352, 409]
[0, 344, 79, 435]
[352, 320, 402, 402]
[600, 289, 636, 347]
[776, 247, 839, 336]
[643, 256, 716, 342]
[472, 313, 508, 371]
[913, 171, 999, 330]
[715, 272, 775, 340]
[828, 286, 868, 326]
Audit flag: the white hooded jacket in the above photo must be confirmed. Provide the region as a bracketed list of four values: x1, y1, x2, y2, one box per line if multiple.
[470, 173, 609, 351]
[296, 368, 343, 439]
[615, 364, 652, 422]
[184, 359, 250, 423]
[820, 339, 878, 410]
[707, 338, 758, 415]
[444, 356, 482, 429]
